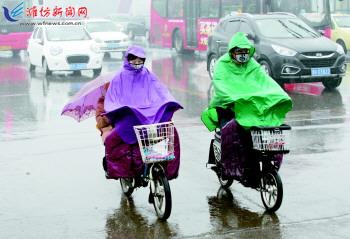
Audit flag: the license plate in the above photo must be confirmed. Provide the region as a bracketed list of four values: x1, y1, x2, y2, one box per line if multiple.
[106, 43, 119, 49]
[0, 46, 11, 51]
[311, 67, 331, 76]
[69, 63, 87, 70]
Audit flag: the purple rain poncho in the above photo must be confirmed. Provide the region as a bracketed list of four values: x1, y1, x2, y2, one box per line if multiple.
[104, 46, 183, 144]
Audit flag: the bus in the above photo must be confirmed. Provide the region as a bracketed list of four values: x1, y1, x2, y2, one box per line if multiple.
[149, 0, 345, 53]
[0, 0, 37, 57]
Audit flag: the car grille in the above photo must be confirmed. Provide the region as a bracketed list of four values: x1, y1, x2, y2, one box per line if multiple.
[302, 51, 334, 57]
[66, 55, 89, 64]
[300, 58, 337, 68]
[105, 40, 121, 43]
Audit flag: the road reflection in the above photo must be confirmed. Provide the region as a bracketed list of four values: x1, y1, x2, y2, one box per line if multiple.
[105, 197, 179, 239]
[0, 59, 36, 138]
[286, 83, 344, 109]
[207, 187, 281, 238]
[284, 83, 347, 155]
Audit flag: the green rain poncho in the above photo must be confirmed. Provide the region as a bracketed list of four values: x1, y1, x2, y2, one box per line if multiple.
[201, 32, 292, 131]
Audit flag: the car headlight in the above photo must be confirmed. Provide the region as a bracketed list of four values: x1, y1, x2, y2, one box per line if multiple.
[90, 43, 100, 53]
[336, 43, 345, 55]
[271, 44, 297, 57]
[50, 46, 62, 56]
[94, 38, 103, 43]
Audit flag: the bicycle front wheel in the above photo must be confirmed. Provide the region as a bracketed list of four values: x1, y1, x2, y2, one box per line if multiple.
[120, 178, 135, 197]
[150, 170, 172, 220]
[260, 170, 283, 212]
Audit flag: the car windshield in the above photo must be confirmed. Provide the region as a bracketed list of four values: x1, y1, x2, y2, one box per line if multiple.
[46, 26, 91, 41]
[86, 21, 121, 33]
[333, 16, 350, 28]
[256, 18, 319, 39]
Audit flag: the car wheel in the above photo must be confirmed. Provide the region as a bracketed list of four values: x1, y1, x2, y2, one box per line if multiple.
[29, 63, 35, 72]
[104, 52, 111, 60]
[322, 78, 342, 90]
[28, 56, 36, 72]
[93, 68, 102, 77]
[208, 54, 217, 80]
[12, 50, 20, 58]
[260, 60, 272, 76]
[43, 58, 52, 76]
[336, 40, 347, 54]
[173, 30, 184, 53]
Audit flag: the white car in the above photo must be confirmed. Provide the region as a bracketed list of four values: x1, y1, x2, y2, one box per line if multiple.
[27, 25, 103, 76]
[84, 19, 130, 58]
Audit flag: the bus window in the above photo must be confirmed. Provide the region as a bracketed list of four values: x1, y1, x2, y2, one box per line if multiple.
[153, 0, 167, 17]
[200, 0, 220, 18]
[168, 0, 184, 18]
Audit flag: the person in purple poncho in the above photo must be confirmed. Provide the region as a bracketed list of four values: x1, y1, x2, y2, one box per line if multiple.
[100, 45, 183, 185]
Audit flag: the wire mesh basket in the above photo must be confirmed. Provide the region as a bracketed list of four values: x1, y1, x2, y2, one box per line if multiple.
[134, 121, 175, 163]
[250, 125, 291, 152]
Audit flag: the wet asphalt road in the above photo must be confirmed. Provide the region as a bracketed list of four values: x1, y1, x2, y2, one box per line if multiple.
[1, 45, 350, 239]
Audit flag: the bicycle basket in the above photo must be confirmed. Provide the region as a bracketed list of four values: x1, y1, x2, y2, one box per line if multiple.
[250, 126, 291, 153]
[133, 121, 175, 163]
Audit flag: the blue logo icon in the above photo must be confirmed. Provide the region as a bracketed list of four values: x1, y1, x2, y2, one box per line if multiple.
[2, 2, 24, 22]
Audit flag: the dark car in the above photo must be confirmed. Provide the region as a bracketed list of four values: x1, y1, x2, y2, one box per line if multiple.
[207, 13, 347, 89]
[107, 14, 149, 40]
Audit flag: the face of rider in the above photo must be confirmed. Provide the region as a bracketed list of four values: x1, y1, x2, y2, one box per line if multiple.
[230, 48, 250, 64]
[129, 57, 145, 70]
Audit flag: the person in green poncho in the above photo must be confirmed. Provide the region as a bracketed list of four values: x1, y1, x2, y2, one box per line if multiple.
[202, 31, 292, 131]
[202, 32, 292, 182]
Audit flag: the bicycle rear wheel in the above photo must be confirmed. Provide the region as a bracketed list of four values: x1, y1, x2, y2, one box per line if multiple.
[150, 168, 172, 220]
[120, 178, 135, 197]
[260, 170, 283, 212]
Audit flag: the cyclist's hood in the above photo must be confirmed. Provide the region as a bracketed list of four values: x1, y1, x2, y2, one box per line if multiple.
[104, 46, 183, 144]
[228, 31, 255, 57]
[201, 32, 292, 131]
[123, 45, 147, 72]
